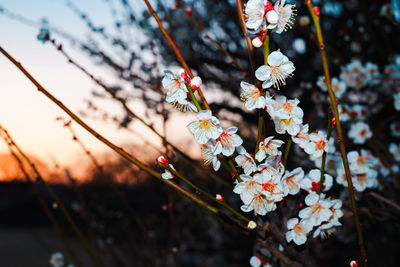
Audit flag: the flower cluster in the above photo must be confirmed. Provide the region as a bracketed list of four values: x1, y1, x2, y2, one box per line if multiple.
[161, 70, 202, 113]
[336, 150, 379, 192]
[245, 0, 296, 47]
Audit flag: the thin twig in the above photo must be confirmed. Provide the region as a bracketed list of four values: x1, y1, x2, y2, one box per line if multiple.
[306, 2, 367, 265]
[143, 0, 210, 110]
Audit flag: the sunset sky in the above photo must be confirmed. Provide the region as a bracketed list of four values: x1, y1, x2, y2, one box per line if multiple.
[0, 0, 199, 179]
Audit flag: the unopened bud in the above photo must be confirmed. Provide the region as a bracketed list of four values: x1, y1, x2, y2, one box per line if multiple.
[350, 261, 358, 267]
[173, 4, 179, 10]
[215, 194, 224, 202]
[313, 6, 320, 18]
[247, 220, 257, 229]
[331, 118, 336, 127]
[252, 37, 264, 48]
[266, 10, 279, 25]
[157, 155, 169, 165]
[190, 76, 202, 90]
[186, 8, 192, 16]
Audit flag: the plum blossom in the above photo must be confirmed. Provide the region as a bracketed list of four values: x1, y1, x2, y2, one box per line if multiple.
[352, 170, 378, 192]
[389, 143, 400, 162]
[340, 60, 368, 89]
[187, 110, 221, 144]
[244, 0, 268, 30]
[331, 77, 347, 98]
[240, 81, 267, 110]
[348, 121, 372, 144]
[50, 252, 64, 267]
[233, 174, 262, 204]
[255, 136, 284, 162]
[300, 169, 333, 193]
[337, 150, 379, 192]
[299, 193, 333, 227]
[268, 96, 304, 136]
[245, 0, 295, 37]
[250, 255, 271, 267]
[291, 124, 310, 148]
[347, 150, 377, 174]
[394, 92, 400, 111]
[214, 127, 243, 156]
[162, 71, 198, 113]
[255, 50, 295, 89]
[285, 218, 312, 245]
[391, 121, 400, 137]
[201, 144, 221, 171]
[235, 152, 257, 175]
[257, 154, 284, 178]
[304, 130, 329, 158]
[281, 167, 304, 196]
[254, 171, 284, 203]
[162, 71, 187, 103]
[268, 0, 296, 34]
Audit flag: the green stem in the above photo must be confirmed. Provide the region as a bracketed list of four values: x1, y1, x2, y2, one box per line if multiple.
[255, 33, 270, 155]
[162, 165, 260, 228]
[317, 111, 333, 195]
[187, 85, 202, 112]
[306, 2, 367, 265]
[283, 138, 292, 170]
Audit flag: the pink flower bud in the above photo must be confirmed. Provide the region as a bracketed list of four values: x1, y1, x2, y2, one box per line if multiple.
[313, 6, 320, 18]
[252, 37, 264, 48]
[215, 194, 224, 202]
[350, 261, 358, 267]
[186, 8, 192, 16]
[190, 76, 202, 90]
[173, 4, 179, 10]
[157, 155, 169, 165]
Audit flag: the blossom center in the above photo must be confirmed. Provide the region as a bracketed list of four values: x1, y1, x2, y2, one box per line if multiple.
[283, 102, 293, 113]
[314, 140, 326, 151]
[311, 181, 325, 192]
[199, 120, 215, 130]
[262, 180, 276, 193]
[217, 132, 232, 147]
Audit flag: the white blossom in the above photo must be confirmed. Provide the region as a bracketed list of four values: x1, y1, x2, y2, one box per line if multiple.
[255, 50, 295, 89]
[187, 110, 221, 144]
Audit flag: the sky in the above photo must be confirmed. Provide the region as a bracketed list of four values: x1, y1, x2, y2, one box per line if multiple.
[0, 0, 199, 179]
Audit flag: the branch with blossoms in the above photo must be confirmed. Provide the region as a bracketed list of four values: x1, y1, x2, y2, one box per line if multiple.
[2, 0, 400, 265]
